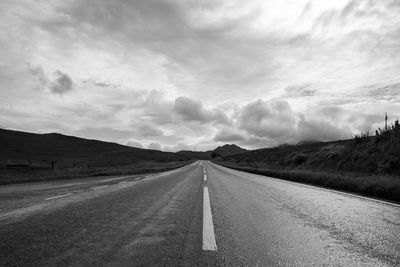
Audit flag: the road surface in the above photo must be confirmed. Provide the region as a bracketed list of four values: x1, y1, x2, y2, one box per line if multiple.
[0, 161, 399, 266]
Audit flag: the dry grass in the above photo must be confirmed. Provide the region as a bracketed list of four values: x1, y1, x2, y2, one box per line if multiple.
[222, 122, 400, 176]
[0, 161, 192, 185]
[215, 162, 400, 203]
[215, 122, 400, 203]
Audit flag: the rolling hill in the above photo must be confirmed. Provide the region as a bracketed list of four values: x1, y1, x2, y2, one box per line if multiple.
[0, 128, 248, 167]
[216, 124, 400, 202]
[0, 128, 189, 167]
[220, 122, 400, 175]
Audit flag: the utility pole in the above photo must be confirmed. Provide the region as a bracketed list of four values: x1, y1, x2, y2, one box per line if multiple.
[385, 112, 388, 131]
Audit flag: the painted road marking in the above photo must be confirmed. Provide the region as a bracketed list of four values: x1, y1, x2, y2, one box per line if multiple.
[118, 181, 127, 184]
[134, 178, 141, 181]
[202, 187, 217, 250]
[203, 174, 207, 182]
[101, 176, 131, 182]
[45, 193, 73, 200]
[93, 185, 108, 190]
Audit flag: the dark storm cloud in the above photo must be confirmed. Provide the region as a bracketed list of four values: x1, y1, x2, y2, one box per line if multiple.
[173, 96, 231, 125]
[173, 97, 206, 122]
[50, 70, 73, 94]
[238, 100, 297, 140]
[29, 66, 73, 94]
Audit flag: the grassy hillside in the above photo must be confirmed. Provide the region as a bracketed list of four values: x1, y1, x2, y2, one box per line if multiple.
[216, 121, 400, 203]
[0, 128, 189, 168]
[221, 122, 400, 175]
[0, 128, 193, 184]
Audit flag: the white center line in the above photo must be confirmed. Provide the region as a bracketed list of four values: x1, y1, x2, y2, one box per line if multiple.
[45, 193, 73, 200]
[118, 181, 127, 184]
[100, 175, 130, 182]
[93, 185, 108, 190]
[203, 187, 217, 250]
[203, 174, 207, 182]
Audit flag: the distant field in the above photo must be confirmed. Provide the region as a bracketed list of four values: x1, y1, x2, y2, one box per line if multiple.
[0, 161, 192, 185]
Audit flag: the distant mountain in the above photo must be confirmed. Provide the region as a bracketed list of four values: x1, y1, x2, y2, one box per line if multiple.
[0, 128, 189, 166]
[177, 144, 247, 159]
[213, 144, 247, 157]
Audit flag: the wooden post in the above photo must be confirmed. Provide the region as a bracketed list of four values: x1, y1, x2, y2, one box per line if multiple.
[385, 112, 388, 131]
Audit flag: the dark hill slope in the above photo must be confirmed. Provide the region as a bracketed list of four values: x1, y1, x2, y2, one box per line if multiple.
[217, 125, 400, 203]
[222, 125, 400, 175]
[0, 128, 188, 166]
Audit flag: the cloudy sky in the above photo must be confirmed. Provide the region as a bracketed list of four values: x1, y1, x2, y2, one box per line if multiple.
[1, 0, 400, 151]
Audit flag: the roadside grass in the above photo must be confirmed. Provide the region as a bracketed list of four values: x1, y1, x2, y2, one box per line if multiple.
[215, 162, 400, 203]
[222, 121, 400, 176]
[0, 160, 192, 185]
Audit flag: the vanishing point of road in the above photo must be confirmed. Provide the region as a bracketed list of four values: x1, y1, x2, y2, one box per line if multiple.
[0, 161, 399, 266]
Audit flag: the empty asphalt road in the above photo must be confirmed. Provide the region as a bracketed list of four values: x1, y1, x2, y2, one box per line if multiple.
[0, 161, 399, 266]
